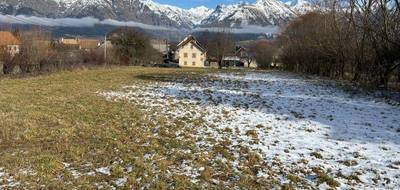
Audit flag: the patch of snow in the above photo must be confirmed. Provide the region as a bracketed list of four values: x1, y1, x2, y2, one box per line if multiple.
[96, 167, 111, 175]
[0, 168, 21, 188]
[115, 177, 128, 187]
[98, 71, 400, 188]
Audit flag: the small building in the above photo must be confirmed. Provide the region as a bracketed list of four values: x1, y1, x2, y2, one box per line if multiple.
[205, 57, 219, 68]
[59, 37, 81, 49]
[222, 55, 245, 67]
[222, 46, 258, 68]
[0, 31, 21, 57]
[79, 39, 100, 51]
[176, 35, 207, 68]
[150, 39, 169, 55]
[222, 55, 258, 68]
[60, 37, 79, 45]
[59, 37, 100, 50]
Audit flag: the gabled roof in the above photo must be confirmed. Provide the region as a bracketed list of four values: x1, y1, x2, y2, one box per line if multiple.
[0, 31, 21, 46]
[177, 35, 206, 53]
[223, 55, 241, 61]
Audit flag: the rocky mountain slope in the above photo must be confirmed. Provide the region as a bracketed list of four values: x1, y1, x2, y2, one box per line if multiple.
[0, 0, 202, 29]
[201, 0, 297, 27]
[281, 0, 320, 14]
[0, 0, 320, 30]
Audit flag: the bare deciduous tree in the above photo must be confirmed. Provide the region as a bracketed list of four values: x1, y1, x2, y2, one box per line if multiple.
[250, 40, 277, 69]
[11, 27, 52, 73]
[279, 0, 400, 89]
[197, 28, 235, 69]
[110, 27, 162, 66]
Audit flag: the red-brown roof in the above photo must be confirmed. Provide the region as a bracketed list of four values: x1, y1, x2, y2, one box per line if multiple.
[0, 31, 21, 46]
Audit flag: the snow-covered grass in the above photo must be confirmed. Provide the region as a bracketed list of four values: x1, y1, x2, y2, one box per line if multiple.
[0, 67, 398, 189]
[99, 71, 400, 189]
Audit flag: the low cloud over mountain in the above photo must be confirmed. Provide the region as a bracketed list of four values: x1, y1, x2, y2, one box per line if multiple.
[0, 0, 320, 33]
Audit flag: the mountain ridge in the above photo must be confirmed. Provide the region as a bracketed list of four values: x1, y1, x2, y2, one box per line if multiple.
[0, 0, 320, 30]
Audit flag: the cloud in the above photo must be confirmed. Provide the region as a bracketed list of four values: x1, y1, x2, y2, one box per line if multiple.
[99, 19, 179, 31]
[0, 14, 279, 34]
[193, 25, 280, 34]
[0, 14, 179, 31]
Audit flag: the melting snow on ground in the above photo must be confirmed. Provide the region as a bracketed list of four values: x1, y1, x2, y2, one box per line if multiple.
[99, 71, 400, 189]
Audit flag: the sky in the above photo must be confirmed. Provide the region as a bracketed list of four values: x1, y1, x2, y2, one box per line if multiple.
[155, 0, 256, 9]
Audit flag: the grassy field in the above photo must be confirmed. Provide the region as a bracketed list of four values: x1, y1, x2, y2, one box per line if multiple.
[0, 67, 268, 189]
[1, 66, 399, 189]
[0, 67, 216, 189]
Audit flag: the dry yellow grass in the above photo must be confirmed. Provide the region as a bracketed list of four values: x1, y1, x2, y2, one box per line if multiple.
[0, 67, 214, 188]
[0, 67, 293, 189]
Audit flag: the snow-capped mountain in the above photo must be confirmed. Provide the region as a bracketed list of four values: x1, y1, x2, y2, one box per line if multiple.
[0, 0, 62, 17]
[135, 0, 197, 28]
[201, 0, 296, 27]
[187, 6, 214, 25]
[0, 0, 321, 30]
[282, 0, 320, 14]
[0, 0, 205, 29]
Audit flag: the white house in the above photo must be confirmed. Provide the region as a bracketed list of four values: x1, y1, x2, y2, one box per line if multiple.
[176, 35, 207, 68]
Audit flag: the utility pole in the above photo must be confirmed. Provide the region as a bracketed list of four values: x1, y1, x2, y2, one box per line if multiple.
[104, 34, 107, 65]
[166, 39, 169, 60]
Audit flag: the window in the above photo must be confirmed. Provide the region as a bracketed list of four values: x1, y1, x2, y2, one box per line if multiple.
[192, 62, 195, 66]
[184, 61, 187, 65]
[192, 53, 196, 58]
[190, 45, 194, 49]
[184, 53, 188, 58]
[200, 58, 203, 61]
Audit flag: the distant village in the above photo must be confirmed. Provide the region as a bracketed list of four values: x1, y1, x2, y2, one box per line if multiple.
[0, 27, 278, 75]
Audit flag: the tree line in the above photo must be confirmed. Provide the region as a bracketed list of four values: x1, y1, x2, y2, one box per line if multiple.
[196, 29, 277, 69]
[0, 27, 162, 75]
[279, 0, 400, 89]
